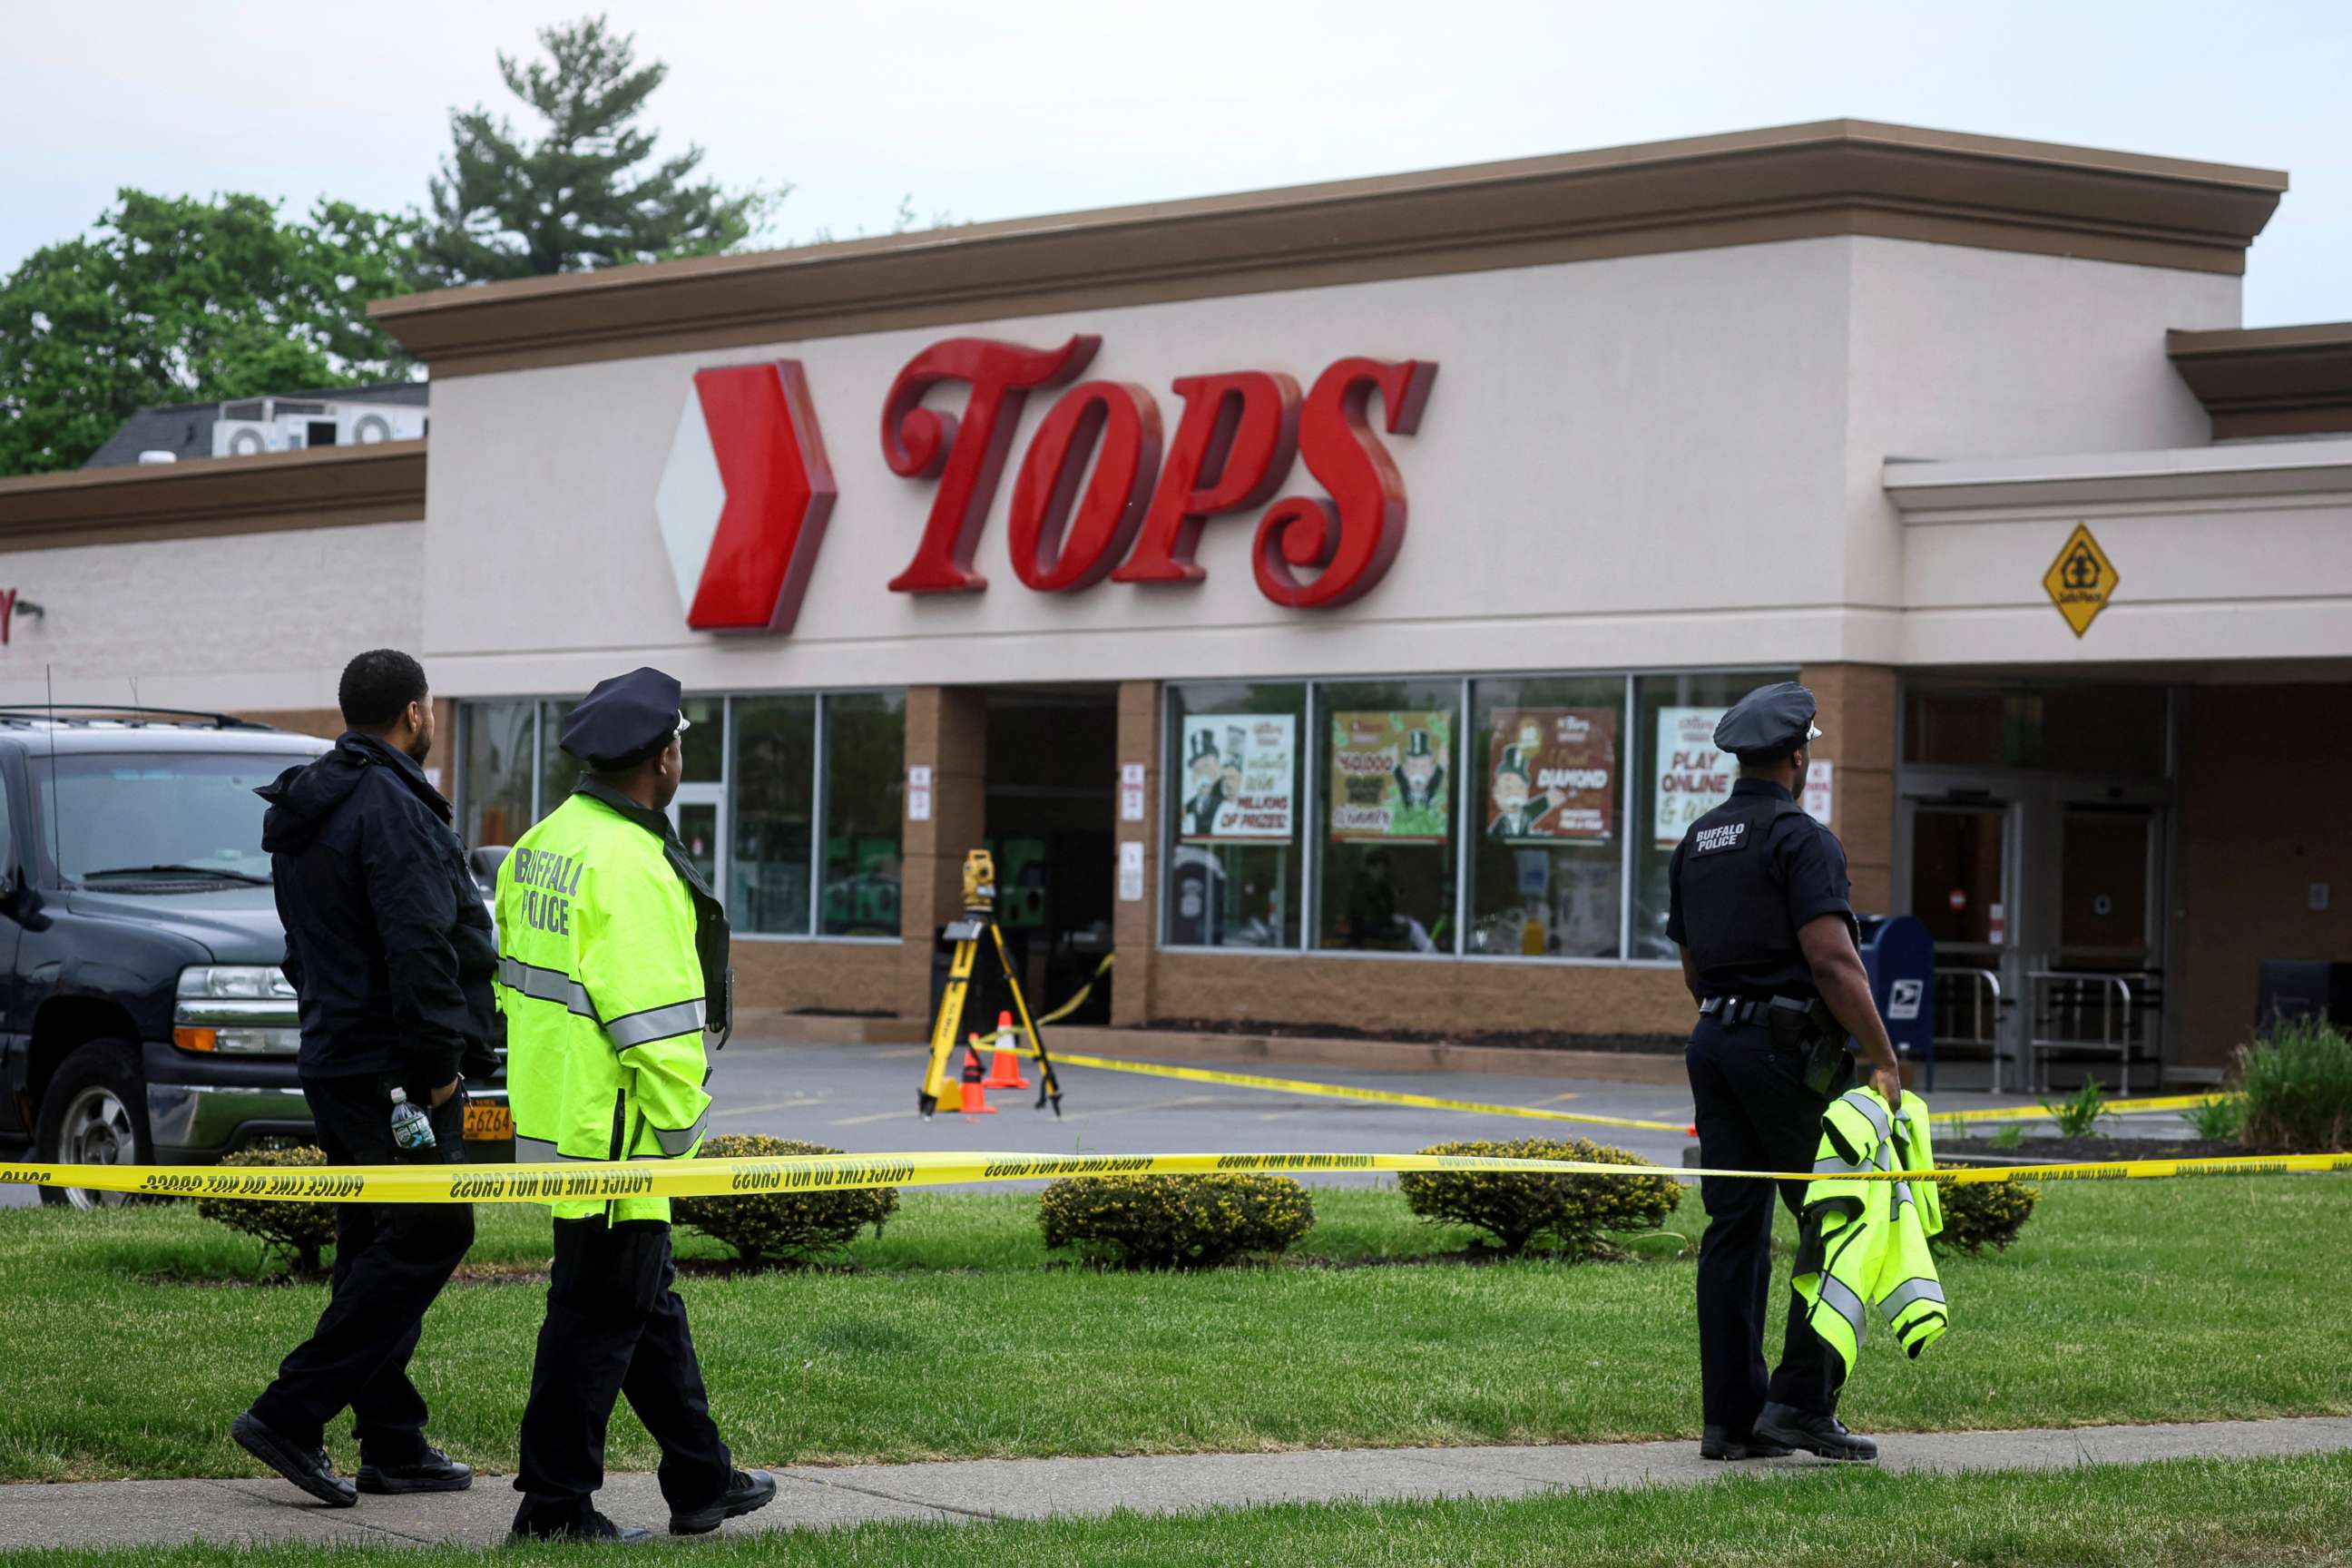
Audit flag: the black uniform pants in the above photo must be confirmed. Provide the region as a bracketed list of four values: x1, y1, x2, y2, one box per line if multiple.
[1685, 1015, 1840, 1432]
[513, 1216, 731, 1526]
[248, 1073, 474, 1462]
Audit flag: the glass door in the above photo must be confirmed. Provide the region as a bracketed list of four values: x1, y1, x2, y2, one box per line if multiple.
[669, 783, 726, 896]
[1902, 798, 2020, 1085]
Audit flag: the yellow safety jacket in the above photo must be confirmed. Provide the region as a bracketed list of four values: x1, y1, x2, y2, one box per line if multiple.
[1791, 1086, 1948, 1379]
[495, 781, 730, 1222]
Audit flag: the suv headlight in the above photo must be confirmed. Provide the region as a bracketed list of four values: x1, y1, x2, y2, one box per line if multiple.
[174, 965, 301, 1055]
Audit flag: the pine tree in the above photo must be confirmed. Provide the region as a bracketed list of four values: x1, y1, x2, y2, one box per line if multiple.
[419, 15, 772, 285]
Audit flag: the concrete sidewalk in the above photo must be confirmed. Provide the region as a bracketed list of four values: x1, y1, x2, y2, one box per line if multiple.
[5, 1417, 2348, 1550]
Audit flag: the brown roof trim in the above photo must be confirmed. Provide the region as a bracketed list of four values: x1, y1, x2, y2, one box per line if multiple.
[373, 120, 2287, 378]
[0, 441, 426, 551]
[2168, 322, 2352, 438]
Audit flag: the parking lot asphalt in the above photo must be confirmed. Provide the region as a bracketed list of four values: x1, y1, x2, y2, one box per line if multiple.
[3, 1034, 2200, 1209]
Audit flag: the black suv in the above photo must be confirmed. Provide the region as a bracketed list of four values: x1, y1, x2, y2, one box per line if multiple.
[0, 710, 511, 1207]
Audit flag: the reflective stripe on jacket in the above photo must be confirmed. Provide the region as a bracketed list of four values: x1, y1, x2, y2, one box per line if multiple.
[495, 788, 712, 1222]
[1791, 1086, 1948, 1379]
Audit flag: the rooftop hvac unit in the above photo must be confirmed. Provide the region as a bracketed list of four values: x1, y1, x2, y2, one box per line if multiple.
[211, 398, 425, 458]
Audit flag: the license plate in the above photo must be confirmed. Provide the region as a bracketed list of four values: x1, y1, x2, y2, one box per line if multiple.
[464, 1102, 514, 1142]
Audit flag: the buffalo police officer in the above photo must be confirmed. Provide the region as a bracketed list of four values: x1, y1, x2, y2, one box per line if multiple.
[497, 668, 777, 1542]
[1668, 681, 1904, 1465]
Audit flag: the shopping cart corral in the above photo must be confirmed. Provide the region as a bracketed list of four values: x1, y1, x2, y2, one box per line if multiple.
[1924, 967, 2013, 1093]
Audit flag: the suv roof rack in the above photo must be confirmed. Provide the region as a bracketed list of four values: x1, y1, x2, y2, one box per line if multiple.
[0, 705, 276, 731]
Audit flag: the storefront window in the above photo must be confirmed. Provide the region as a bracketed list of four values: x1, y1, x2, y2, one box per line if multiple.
[1163, 681, 1305, 948]
[1904, 682, 2167, 776]
[1631, 671, 1788, 959]
[730, 695, 816, 936]
[821, 692, 905, 936]
[536, 700, 578, 818]
[1318, 681, 1460, 953]
[681, 695, 725, 782]
[459, 700, 534, 849]
[1467, 678, 1625, 958]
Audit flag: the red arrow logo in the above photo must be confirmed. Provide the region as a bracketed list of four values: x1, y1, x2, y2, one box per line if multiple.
[657, 361, 837, 634]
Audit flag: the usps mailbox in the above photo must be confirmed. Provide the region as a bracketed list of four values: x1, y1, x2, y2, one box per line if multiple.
[1853, 915, 1936, 1067]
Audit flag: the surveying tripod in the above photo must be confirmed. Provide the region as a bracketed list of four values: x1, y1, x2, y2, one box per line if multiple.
[919, 849, 1064, 1118]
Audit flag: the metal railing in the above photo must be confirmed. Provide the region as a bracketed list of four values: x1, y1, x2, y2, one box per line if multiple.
[1930, 967, 2009, 1093]
[2025, 970, 2145, 1094]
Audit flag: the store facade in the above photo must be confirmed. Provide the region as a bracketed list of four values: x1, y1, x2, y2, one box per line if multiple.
[4, 121, 2347, 1081]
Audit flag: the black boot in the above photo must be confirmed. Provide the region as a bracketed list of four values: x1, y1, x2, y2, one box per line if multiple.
[1700, 1425, 1796, 1461]
[509, 1507, 650, 1544]
[231, 1410, 358, 1508]
[670, 1469, 779, 1535]
[358, 1446, 474, 1494]
[1754, 1402, 1878, 1462]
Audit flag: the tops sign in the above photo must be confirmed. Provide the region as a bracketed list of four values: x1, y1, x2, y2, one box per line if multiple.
[657, 335, 1437, 634]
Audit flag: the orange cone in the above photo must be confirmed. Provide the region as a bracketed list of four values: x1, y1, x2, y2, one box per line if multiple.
[984, 1011, 1031, 1090]
[957, 1038, 998, 1115]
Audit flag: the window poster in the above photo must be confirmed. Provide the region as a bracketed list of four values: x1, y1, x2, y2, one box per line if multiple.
[1329, 710, 1452, 842]
[1177, 714, 1296, 841]
[1485, 708, 1617, 842]
[1653, 706, 1732, 849]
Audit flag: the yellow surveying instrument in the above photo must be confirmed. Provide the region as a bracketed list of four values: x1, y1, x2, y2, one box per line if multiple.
[920, 848, 1064, 1118]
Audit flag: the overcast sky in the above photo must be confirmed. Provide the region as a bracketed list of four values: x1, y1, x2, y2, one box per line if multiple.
[3, 0, 2347, 325]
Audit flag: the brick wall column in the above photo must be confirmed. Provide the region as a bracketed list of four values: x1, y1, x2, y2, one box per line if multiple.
[1111, 681, 1161, 1026]
[897, 686, 988, 1013]
[1798, 664, 1898, 915]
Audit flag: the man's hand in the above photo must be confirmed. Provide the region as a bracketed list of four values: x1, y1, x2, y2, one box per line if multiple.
[1866, 1060, 1905, 1112]
[430, 1077, 461, 1108]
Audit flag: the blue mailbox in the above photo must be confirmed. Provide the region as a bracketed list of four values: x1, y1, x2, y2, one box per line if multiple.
[1854, 914, 1936, 1082]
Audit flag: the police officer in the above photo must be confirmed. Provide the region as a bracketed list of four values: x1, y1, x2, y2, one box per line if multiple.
[497, 668, 777, 1542]
[1668, 681, 1903, 1465]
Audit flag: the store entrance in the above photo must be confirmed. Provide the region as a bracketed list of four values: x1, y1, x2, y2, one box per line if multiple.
[982, 686, 1119, 1025]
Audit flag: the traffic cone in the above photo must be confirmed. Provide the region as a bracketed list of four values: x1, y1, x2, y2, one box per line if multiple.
[958, 1038, 998, 1115]
[984, 1011, 1031, 1090]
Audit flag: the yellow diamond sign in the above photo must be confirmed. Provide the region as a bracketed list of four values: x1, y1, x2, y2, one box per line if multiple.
[2043, 524, 2119, 638]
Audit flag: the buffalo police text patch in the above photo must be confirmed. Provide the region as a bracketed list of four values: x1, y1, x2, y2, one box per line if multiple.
[1692, 822, 1749, 854]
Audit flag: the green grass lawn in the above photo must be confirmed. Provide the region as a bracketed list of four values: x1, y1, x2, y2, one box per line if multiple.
[2, 1454, 2348, 1568]
[0, 1176, 2346, 1485]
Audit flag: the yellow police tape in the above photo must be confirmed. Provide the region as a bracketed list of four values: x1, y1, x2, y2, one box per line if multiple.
[5, 1147, 2348, 1206]
[1004, 1046, 1693, 1132]
[1936, 1093, 2232, 1123]
[1034, 953, 1115, 1026]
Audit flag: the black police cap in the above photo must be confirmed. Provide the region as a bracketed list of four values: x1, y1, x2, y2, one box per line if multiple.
[1713, 681, 1822, 759]
[560, 666, 691, 769]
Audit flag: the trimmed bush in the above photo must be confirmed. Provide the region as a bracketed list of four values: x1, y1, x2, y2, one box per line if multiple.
[1933, 1173, 2038, 1253]
[2237, 1019, 2352, 1153]
[1397, 1138, 1680, 1259]
[1038, 1173, 1313, 1269]
[672, 1135, 897, 1265]
[195, 1146, 338, 1276]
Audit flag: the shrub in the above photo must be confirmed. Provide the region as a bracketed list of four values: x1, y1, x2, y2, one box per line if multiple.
[671, 1135, 897, 1265]
[1396, 1139, 1679, 1259]
[2237, 1019, 2352, 1153]
[195, 1146, 339, 1276]
[1933, 1173, 2038, 1253]
[2041, 1078, 2111, 1139]
[1037, 1173, 1313, 1269]
[1985, 1122, 2026, 1152]
[2186, 1093, 2248, 1142]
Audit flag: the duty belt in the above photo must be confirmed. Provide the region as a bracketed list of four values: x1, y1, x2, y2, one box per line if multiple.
[1698, 995, 1816, 1026]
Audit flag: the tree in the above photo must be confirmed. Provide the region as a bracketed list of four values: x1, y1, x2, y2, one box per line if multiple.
[419, 15, 773, 285]
[0, 192, 419, 476]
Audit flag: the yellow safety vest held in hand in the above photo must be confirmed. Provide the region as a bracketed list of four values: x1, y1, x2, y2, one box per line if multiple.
[1791, 1086, 1949, 1379]
[495, 782, 726, 1222]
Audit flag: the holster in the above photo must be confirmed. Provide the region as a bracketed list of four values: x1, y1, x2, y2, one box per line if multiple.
[1767, 999, 1853, 1098]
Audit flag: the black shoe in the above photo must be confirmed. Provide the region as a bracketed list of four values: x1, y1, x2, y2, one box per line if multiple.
[231, 1410, 358, 1508]
[508, 1509, 650, 1544]
[358, 1446, 474, 1494]
[1700, 1425, 1796, 1461]
[1754, 1402, 1878, 1462]
[670, 1469, 779, 1535]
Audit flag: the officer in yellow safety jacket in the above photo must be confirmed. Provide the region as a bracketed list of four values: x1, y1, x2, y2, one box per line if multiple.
[496, 667, 775, 1544]
[1792, 1085, 1950, 1383]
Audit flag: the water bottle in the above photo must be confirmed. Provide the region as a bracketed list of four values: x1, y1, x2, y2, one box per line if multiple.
[388, 1087, 437, 1152]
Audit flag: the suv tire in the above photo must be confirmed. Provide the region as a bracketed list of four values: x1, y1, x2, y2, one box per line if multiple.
[35, 1041, 152, 1210]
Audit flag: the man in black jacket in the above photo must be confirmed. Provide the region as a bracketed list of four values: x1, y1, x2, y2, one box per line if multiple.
[232, 650, 496, 1508]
